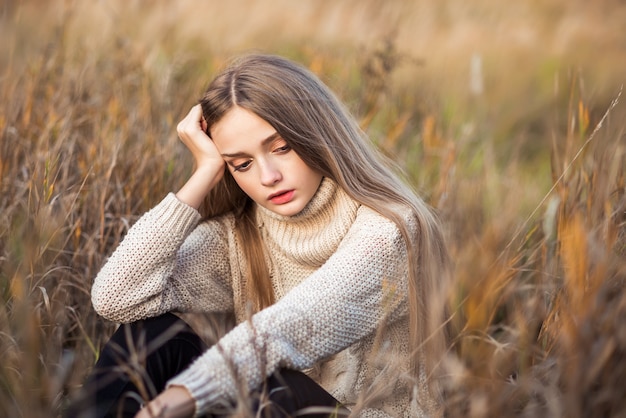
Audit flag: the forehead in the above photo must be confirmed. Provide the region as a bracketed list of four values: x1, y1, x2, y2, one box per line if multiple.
[211, 106, 275, 147]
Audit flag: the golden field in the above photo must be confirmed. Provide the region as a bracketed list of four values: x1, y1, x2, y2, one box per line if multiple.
[1, 0, 625, 416]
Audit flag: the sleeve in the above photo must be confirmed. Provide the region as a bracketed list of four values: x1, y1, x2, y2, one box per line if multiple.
[167, 208, 411, 416]
[91, 193, 235, 323]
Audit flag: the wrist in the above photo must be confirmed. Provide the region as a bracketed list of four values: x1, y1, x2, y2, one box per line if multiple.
[142, 386, 195, 418]
[176, 164, 224, 210]
[194, 162, 223, 181]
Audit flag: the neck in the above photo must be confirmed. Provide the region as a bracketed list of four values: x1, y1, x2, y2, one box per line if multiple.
[256, 177, 360, 266]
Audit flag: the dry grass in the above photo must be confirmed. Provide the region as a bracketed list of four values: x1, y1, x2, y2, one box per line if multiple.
[1, 0, 625, 417]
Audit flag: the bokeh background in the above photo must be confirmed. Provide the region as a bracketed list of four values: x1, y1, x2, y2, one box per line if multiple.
[1, 0, 625, 416]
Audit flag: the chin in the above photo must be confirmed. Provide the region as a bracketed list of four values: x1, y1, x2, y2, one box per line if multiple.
[271, 203, 305, 217]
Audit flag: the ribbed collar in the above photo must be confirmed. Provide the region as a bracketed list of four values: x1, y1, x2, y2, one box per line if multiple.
[255, 177, 360, 267]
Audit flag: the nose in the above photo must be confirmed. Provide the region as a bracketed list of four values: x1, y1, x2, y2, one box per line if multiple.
[259, 160, 282, 186]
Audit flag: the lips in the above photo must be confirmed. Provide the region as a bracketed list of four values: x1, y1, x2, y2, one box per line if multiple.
[268, 189, 295, 205]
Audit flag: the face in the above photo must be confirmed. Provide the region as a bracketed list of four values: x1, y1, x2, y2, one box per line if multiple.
[211, 106, 323, 217]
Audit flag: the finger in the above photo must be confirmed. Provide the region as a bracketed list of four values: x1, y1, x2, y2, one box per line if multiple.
[177, 106, 204, 139]
[190, 104, 202, 123]
[188, 106, 205, 130]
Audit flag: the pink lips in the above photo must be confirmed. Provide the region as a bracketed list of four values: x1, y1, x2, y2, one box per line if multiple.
[268, 190, 295, 205]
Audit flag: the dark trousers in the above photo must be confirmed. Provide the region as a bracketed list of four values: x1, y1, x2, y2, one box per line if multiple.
[66, 313, 344, 418]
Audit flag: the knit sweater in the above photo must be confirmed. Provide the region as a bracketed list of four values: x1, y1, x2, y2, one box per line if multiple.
[91, 178, 432, 417]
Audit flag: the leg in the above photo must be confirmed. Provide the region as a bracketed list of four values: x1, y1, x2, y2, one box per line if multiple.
[258, 369, 349, 418]
[66, 313, 207, 418]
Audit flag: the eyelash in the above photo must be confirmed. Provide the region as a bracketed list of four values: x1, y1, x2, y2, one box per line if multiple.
[233, 161, 252, 172]
[231, 144, 291, 172]
[274, 144, 291, 153]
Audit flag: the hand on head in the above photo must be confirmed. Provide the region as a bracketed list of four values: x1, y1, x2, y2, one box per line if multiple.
[174, 105, 227, 209]
[176, 104, 225, 175]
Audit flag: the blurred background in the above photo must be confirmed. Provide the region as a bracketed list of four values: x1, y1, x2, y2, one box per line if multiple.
[1, 0, 625, 416]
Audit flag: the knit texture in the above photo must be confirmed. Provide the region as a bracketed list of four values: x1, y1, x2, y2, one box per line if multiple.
[91, 178, 432, 417]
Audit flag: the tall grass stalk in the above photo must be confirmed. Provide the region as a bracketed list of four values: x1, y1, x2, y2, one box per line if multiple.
[1, 1, 625, 417]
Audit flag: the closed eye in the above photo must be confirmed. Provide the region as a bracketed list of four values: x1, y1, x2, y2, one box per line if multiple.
[273, 144, 291, 154]
[232, 160, 252, 172]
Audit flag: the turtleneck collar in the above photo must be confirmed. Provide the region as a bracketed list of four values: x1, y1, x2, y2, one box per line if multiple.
[255, 177, 360, 267]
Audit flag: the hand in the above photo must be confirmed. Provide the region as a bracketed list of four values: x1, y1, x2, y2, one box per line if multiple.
[176, 104, 225, 177]
[175, 104, 226, 209]
[135, 386, 195, 418]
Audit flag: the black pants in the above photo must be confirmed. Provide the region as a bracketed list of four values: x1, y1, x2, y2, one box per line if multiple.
[66, 313, 344, 418]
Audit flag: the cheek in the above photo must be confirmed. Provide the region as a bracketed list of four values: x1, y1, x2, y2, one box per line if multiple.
[230, 174, 255, 196]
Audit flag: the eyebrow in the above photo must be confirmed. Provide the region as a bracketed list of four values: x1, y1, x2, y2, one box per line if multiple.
[220, 132, 281, 158]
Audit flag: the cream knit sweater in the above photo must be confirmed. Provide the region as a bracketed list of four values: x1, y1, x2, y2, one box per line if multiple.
[91, 178, 432, 417]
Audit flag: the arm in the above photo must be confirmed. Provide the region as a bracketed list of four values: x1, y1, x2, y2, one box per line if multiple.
[166, 207, 412, 416]
[91, 105, 233, 322]
[91, 196, 235, 322]
[174, 104, 225, 209]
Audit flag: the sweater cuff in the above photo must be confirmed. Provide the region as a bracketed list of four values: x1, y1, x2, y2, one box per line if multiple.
[152, 193, 202, 234]
[166, 347, 237, 417]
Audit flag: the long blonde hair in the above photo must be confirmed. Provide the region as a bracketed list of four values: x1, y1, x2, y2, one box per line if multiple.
[199, 54, 450, 388]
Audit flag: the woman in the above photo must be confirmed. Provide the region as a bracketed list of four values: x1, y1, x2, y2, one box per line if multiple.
[74, 54, 450, 418]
